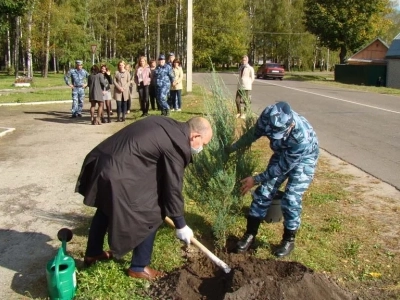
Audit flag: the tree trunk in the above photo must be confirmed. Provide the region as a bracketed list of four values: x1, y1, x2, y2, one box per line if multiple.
[174, 1, 179, 53]
[339, 45, 346, 64]
[53, 47, 57, 73]
[26, 3, 35, 78]
[43, 0, 52, 78]
[113, 7, 117, 59]
[7, 15, 11, 69]
[139, 0, 149, 58]
[157, 11, 160, 58]
[14, 16, 20, 79]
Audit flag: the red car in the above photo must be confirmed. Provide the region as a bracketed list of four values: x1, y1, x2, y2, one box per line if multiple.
[256, 63, 285, 80]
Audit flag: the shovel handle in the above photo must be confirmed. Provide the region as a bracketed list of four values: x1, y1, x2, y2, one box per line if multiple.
[164, 216, 231, 273]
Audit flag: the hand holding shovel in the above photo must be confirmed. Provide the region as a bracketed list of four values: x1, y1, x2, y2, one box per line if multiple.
[164, 217, 231, 274]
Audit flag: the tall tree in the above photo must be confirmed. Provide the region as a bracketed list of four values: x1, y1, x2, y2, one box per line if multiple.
[193, 0, 250, 67]
[304, 0, 393, 63]
[0, 0, 33, 77]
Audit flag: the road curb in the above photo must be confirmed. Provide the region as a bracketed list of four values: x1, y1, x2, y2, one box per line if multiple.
[0, 100, 72, 106]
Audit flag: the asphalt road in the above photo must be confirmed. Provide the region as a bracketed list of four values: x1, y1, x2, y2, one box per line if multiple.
[193, 72, 400, 191]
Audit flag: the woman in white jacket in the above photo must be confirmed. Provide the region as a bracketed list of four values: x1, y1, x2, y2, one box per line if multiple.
[235, 55, 255, 118]
[170, 59, 184, 111]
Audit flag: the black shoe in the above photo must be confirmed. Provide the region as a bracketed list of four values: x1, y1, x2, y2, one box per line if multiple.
[77, 114, 82, 117]
[274, 240, 295, 257]
[166, 109, 170, 116]
[101, 117, 106, 123]
[236, 233, 255, 253]
[71, 115, 77, 118]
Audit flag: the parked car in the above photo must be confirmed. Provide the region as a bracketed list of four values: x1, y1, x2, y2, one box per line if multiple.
[256, 63, 285, 80]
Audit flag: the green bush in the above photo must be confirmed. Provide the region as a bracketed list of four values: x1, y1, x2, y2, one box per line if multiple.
[184, 65, 258, 250]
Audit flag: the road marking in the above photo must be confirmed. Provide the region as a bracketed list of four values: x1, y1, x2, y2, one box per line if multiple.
[256, 80, 400, 114]
[0, 127, 16, 137]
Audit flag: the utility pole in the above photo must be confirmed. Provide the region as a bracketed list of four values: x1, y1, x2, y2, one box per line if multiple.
[157, 11, 160, 57]
[186, 0, 193, 92]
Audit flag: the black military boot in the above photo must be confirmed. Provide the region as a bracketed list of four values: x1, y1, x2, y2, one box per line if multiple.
[236, 216, 261, 253]
[274, 228, 296, 257]
[165, 109, 170, 116]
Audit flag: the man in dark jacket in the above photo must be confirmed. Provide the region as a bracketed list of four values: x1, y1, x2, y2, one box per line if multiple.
[76, 116, 213, 280]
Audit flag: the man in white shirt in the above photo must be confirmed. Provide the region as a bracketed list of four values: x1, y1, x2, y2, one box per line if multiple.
[235, 55, 255, 119]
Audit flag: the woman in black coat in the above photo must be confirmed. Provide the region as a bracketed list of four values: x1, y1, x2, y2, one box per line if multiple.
[88, 65, 106, 125]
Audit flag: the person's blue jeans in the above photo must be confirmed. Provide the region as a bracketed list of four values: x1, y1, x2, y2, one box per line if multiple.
[170, 90, 182, 109]
[129, 230, 157, 272]
[85, 208, 158, 272]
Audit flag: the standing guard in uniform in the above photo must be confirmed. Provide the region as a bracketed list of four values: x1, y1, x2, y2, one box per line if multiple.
[227, 101, 319, 257]
[64, 60, 89, 118]
[154, 54, 174, 116]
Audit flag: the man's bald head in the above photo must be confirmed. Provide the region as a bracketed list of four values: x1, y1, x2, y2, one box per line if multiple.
[188, 117, 213, 145]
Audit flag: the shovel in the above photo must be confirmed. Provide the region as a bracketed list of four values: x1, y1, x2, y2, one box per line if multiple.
[164, 216, 231, 274]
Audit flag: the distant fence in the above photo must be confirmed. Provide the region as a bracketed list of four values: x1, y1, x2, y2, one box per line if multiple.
[334, 64, 387, 87]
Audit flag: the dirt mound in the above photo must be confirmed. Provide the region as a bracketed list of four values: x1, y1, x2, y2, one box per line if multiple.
[145, 254, 359, 300]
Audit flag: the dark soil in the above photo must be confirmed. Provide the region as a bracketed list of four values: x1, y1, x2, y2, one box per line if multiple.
[144, 253, 360, 300]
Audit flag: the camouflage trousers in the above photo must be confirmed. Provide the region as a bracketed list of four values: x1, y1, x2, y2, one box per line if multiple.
[156, 86, 170, 110]
[71, 87, 85, 116]
[249, 153, 319, 230]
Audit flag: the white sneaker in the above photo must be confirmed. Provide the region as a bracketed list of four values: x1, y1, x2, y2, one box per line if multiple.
[236, 113, 241, 118]
[171, 108, 175, 112]
[240, 114, 246, 119]
[177, 108, 182, 112]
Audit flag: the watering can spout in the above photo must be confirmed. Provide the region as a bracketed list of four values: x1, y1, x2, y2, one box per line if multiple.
[46, 228, 77, 300]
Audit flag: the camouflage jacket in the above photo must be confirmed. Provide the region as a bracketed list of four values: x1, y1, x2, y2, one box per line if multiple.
[64, 68, 89, 87]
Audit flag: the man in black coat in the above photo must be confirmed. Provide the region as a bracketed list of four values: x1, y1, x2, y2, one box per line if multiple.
[76, 116, 213, 280]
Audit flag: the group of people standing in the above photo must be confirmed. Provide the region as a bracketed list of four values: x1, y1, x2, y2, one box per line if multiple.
[64, 52, 184, 124]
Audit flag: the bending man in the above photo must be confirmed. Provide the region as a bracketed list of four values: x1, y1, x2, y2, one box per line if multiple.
[76, 116, 213, 280]
[229, 101, 319, 257]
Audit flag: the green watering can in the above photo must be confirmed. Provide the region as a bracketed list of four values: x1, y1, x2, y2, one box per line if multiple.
[46, 228, 77, 300]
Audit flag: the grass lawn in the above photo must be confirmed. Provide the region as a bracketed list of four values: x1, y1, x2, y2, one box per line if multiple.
[0, 72, 72, 104]
[0, 72, 67, 89]
[58, 81, 400, 300]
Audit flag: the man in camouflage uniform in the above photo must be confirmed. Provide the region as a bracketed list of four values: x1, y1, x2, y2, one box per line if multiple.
[64, 60, 89, 118]
[229, 101, 319, 257]
[154, 54, 174, 116]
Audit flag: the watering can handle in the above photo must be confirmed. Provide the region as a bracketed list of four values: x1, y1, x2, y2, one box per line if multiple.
[54, 247, 64, 297]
